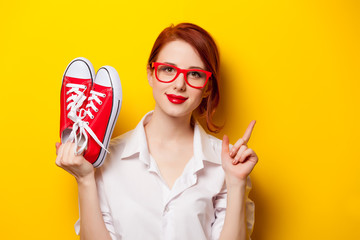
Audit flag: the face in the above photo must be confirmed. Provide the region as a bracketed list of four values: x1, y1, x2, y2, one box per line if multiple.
[147, 40, 207, 119]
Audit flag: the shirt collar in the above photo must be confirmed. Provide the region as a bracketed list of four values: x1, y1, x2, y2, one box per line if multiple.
[193, 121, 221, 165]
[120, 111, 221, 166]
[120, 111, 152, 166]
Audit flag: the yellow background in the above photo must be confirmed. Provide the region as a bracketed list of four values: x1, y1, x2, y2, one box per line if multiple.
[1, 0, 359, 239]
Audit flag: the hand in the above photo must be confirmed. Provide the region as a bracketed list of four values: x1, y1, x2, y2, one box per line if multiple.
[55, 141, 95, 183]
[221, 120, 258, 185]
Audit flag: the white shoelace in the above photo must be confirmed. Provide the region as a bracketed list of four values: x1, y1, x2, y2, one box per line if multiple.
[66, 83, 87, 122]
[69, 90, 109, 155]
[83, 90, 106, 119]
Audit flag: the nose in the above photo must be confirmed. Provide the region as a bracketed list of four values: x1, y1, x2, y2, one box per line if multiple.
[173, 72, 186, 90]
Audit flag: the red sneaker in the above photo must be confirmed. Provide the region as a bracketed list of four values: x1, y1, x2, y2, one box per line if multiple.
[60, 57, 95, 143]
[72, 66, 122, 167]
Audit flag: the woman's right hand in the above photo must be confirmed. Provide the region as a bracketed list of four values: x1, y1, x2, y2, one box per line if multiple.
[55, 141, 95, 183]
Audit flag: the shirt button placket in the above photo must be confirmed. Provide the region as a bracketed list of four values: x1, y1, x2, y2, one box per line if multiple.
[162, 204, 169, 239]
[163, 203, 175, 239]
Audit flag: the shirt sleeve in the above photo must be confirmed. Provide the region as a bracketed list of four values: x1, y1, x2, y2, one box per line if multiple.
[74, 167, 120, 240]
[211, 175, 255, 240]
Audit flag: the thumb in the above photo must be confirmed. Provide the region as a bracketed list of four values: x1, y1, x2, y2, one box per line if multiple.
[222, 135, 230, 156]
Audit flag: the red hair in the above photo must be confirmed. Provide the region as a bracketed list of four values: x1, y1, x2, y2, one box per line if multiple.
[147, 23, 222, 133]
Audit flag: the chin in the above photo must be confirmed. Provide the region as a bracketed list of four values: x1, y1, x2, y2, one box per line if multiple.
[153, 92, 202, 119]
[163, 106, 192, 118]
[157, 101, 195, 119]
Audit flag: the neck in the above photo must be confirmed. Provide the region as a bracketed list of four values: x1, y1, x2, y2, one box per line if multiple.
[145, 106, 194, 144]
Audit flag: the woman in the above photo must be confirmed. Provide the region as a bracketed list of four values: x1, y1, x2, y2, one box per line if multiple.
[56, 23, 258, 240]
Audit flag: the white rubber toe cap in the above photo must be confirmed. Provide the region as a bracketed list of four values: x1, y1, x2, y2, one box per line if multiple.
[96, 66, 122, 101]
[65, 57, 95, 80]
[95, 68, 112, 87]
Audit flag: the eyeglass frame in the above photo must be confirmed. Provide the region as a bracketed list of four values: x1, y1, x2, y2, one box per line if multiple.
[150, 62, 212, 89]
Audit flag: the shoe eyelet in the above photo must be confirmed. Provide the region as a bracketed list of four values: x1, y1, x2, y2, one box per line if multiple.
[99, 101, 102, 105]
[84, 86, 87, 89]
[91, 116, 94, 119]
[86, 121, 89, 125]
[102, 94, 106, 97]
[95, 108, 98, 112]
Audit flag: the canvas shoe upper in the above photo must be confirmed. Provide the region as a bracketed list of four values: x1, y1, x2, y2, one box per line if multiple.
[72, 66, 122, 167]
[60, 57, 95, 143]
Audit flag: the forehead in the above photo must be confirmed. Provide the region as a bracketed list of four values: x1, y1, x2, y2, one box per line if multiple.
[156, 40, 205, 68]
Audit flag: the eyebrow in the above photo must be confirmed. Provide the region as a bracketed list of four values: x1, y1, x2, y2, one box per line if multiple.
[164, 62, 205, 70]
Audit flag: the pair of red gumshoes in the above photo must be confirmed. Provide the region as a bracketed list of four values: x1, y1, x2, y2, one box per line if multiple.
[60, 57, 122, 167]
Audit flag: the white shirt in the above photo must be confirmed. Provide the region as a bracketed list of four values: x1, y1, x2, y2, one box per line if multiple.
[75, 111, 255, 240]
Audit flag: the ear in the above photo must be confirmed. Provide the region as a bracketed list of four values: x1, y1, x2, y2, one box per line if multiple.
[147, 64, 154, 88]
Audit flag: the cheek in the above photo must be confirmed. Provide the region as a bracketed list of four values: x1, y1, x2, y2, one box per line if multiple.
[152, 80, 168, 100]
[191, 90, 205, 106]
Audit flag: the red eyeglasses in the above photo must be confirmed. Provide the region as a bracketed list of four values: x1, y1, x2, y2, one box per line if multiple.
[151, 62, 212, 89]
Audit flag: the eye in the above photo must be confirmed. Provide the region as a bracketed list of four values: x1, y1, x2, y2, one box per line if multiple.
[158, 65, 176, 73]
[159, 65, 176, 73]
[189, 71, 202, 78]
[165, 67, 175, 73]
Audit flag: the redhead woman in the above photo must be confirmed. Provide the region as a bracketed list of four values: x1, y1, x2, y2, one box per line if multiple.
[56, 23, 258, 240]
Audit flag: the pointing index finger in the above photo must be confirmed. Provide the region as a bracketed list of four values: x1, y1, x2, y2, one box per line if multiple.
[242, 120, 256, 143]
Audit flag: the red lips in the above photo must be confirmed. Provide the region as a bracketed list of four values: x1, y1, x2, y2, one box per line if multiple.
[166, 94, 188, 104]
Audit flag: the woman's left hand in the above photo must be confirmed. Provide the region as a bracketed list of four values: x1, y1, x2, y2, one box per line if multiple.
[221, 120, 258, 186]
